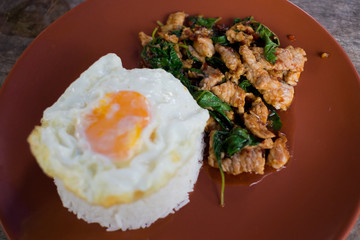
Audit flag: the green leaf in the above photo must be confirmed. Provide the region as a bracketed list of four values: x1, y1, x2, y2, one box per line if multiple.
[221, 127, 259, 156]
[211, 126, 260, 207]
[238, 79, 253, 91]
[252, 22, 280, 64]
[211, 35, 229, 45]
[268, 111, 282, 131]
[193, 90, 233, 130]
[209, 110, 233, 131]
[192, 90, 232, 112]
[212, 131, 227, 207]
[206, 55, 229, 73]
[169, 29, 182, 37]
[188, 16, 220, 29]
[233, 16, 254, 24]
[189, 68, 204, 75]
[141, 38, 183, 73]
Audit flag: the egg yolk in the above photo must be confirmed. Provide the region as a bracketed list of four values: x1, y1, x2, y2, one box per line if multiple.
[84, 91, 150, 162]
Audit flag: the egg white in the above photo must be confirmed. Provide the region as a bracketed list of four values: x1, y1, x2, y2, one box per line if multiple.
[28, 53, 209, 207]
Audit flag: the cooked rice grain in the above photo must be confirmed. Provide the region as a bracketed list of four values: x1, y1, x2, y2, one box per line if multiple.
[54, 136, 204, 231]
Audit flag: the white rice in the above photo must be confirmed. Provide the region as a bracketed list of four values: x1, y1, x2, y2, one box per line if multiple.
[53, 138, 204, 231]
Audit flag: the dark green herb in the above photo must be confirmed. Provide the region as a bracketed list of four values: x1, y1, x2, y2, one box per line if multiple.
[169, 29, 183, 37]
[192, 90, 231, 112]
[141, 38, 183, 73]
[238, 79, 253, 92]
[188, 16, 220, 29]
[211, 35, 229, 45]
[209, 110, 233, 131]
[233, 16, 280, 64]
[212, 126, 259, 207]
[215, 127, 259, 157]
[186, 48, 202, 64]
[268, 111, 282, 131]
[212, 130, 227, 207]
[192, 90, 233, 129]
[233, 16, 254, 24]
[206, 55, 229, 73]
[189, 68, 204, 75]
[252, 22, 280, 64]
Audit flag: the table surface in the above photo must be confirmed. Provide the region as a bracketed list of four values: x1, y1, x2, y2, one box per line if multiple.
[0, 0, 359, 239]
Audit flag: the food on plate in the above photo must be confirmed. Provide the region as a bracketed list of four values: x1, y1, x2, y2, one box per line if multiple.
[139, 12, 307, 206]
[27, 53, 209, 230]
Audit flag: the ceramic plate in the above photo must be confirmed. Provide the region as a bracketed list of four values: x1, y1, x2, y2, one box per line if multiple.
[0, 0, 359, 239]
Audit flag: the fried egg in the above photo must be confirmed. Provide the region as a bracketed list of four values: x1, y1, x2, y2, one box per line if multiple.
[28, 53, 209, 208]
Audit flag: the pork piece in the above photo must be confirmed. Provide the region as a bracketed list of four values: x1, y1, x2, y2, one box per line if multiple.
[188, 69, 204, 79]
[193, 26, 213, 38]
[274, 46, 307, 72]
[251, 47, 274, 70]
[199, 65, 224, 90]
[182, 59, 193, 69]
[157, 32, 179, 43]
[245, 97, 275, 139]
[268, 70, 285, 80]
[251, 46, 307, 72]
[259, 138, 273, 149]
[188, 45, 205, 63]
[239, 45, 294, 110]
[250, 97, 269, 124]
[160, 12, 186, 32]
[215, 43, 244, 82]
[138, 32, 152, 47]
[226, 23, 254, 46]
[180, 27, 194, 40]
[193, 36, 215, 58]
[207, 131, 265, 175]
[284, 71, 301, 86]
[244, 112, 275, 139]
[251, 46, 306, 86]
[267, 134, 290, 169]
[211, 81, 247, 113]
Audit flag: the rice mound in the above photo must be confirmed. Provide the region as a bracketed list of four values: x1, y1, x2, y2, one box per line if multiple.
[54, 135, 204, 231]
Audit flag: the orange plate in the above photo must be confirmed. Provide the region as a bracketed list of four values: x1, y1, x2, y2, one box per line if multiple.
[0, 0, 360, 239]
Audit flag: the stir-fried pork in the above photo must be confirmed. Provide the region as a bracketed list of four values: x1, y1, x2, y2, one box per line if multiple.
[239, 45, 295, 110]
[226, 23, 254, 46]
[208, 131, 265, 175]
[138, 32, 152, 47]
[160, 12, 186, 32]
[211, 81, 247, 113]
[267, 134, 290, 169]
[140, 12, 307, 177]
[215, 44, 245, 83]
[193, 36, 215, 58]
[199, 65, 224, 90]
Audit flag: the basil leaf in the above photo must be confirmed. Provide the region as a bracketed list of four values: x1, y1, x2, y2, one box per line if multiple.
[209, 111, 233, 131]
[188, 16, 220, 29]
[222, 127, 259, 156]
[141, 38, 183, 73]
[212, 35, 229, 45]
[252, 22, 280, 64]
[189, 68, 204, 75]
[268, 111, 282, 131]
[193, 90, 233, 130]
[238, 79, 253, 91]
[206, 55, 229, 73]
[233, 16, 254, 25]
[212, 130, 227, 207]
[169, 29, 182, 37]
[193, 90, 231, 112]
